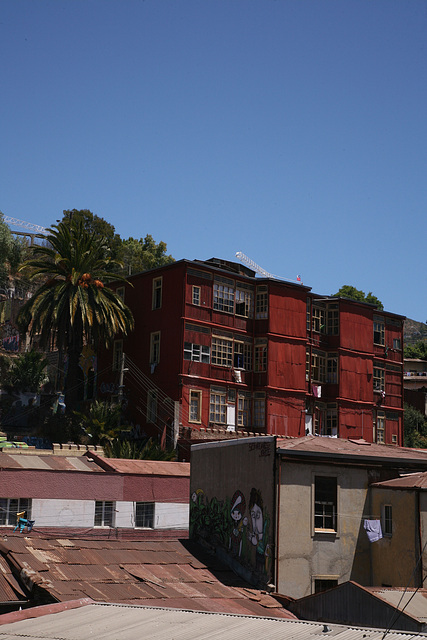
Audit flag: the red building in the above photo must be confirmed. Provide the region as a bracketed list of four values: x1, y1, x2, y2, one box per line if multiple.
[97, 258, 404, 448]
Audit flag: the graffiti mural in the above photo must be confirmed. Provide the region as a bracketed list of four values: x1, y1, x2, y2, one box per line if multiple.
[190, 486, 272, 582]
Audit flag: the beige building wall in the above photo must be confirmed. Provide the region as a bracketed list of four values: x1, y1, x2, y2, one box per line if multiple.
[277, 459, 371, 598]
[371, 488, 419, 587]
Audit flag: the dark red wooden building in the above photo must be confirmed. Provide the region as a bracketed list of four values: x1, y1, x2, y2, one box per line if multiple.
[97, 258, 404, 449]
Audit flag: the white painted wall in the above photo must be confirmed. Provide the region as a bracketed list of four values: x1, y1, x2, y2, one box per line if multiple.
[154, 503, 189, 529]
[31, 499, 189, 530]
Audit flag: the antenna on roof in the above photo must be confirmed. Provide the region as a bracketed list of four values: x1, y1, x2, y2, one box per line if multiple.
[235, 251, 303, 284]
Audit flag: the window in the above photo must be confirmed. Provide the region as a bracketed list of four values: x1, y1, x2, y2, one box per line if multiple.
[237, 392, 251, 427]
[147, 390, 158, 423]
[312, 351, 326, 383]
[254, 339, 267, 372]
[255, 286, 268, 319]
[152, 277, 162, 310]
[192, 285, 201, 305]
[235, 288, 254, 317]
[209, 388, 226, 424]
[135, 502, 154, 528]
[374, 316, 385, 345]
[253, 394, 265, 429]
[94, 501, 114, 527]
[306, 298, 311, 331]
[211, 336, 233, 367]
[213, 281, 234, 313]
[184, 342, 210, 363]
[189, 390, 202, 423]
[327, 304, 339, 335]
[393, 338, 401, 350]
[112, 339, 123, 371]
[0, 498, 31, 526]
[314, 476, 337, 531]
[150, 332, 160, 365]
[327, 354, 338, 383]
[306, 349, 310, 381]
[382, 504, 392, 536]
[326, 406, 338, 437]
[116, 286, 125, 301]
[373, 366, 385, 392]
[312, 306, 325, 333]
[234, 341, 252, 370]
[314, 578, 338, 593]
[376, 411, 385, 443]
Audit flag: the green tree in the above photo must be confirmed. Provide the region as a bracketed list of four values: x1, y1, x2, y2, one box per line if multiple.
[1, 350, 49, 394]
[332, 285, 384, 310]
[74, 400, 127, 446]
[404, 403, 427, 448]
[0, 212, 27, 290]
[118, 235, 175, 275]
[404, 341, 427, 360]
[17, 218, 134, 412]
[61, 209, 122, 261]
[104, 436, 176, 461]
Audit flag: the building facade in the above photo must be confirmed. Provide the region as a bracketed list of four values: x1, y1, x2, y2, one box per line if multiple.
[190, 436, 427, 598]
[0, 451, 189, 538]
[97, 258, 404, 447]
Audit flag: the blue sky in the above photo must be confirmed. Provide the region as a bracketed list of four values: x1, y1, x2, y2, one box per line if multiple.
[1, 0, 426, 322]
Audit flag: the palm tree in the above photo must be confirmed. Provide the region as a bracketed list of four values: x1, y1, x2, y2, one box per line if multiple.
[18, 218, 134, 412]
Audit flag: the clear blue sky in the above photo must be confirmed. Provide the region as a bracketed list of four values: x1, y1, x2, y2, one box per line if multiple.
[1, 0, 426, 322]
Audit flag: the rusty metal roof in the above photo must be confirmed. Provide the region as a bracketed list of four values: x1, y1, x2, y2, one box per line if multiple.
[89, 454, 190, 477]
[372, 472, 427, 489]
[277, 436, 427, 465]
[0, 556, 27, 605]
[2, 602, 427, 640]
[0, 534, 292, 618]
[0, 453, 104, 472]
[367, 587, 427, 622]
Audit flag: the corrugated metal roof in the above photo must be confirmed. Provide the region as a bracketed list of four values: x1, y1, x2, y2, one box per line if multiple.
[0, 534, 291, 618]
[0, 452, 103, 472]
[93, 456, 190, 476]
[368, 588, 427, 622]
[372, 473, 427, 489]
[0, 556, 27, 604]
[277, 436, 427, 463]
[2, 603, 427, 640]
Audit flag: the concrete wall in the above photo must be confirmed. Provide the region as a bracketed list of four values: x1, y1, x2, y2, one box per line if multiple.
[371, 488, 420, 587]
[190, 437, 275, 585]
[278, 459, 371, 598]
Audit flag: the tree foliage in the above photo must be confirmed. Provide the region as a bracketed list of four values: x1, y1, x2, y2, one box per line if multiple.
[404, 341, 427, 360]
[61, 209, 174, 275]
[104, 437, 176, 461]
[74, 400, 127, 446]
[404, 403, 427, 448]
[0, 212, 27, 290]
[332, 285, 384, 310]
[17, 218, 134, 411]
[1, 350, 49, 394]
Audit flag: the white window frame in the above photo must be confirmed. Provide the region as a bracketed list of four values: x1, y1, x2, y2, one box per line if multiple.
[113, 339, 123, 371]
[234, 340, 252, 371]
[184, 342, 210, 363]
[254, 339, 267, 372]
[189, 389, 202, 423]
[150, 332, 161, 365]
[312, 351, 326, 383]
[255, 286, 268, 319]
[253, 395, 265, 429]
[94, 500, 115, 527]
[135, 502, 154, 529]
[237, 392, 251, 427]
[209, 388, 227, 424]
[147, 390, 158, 423]
[374, 316, 385, 345]
[152, 277, 163, 310]
[312, 306, 325, 333]
[326, 354, 338, 384]
[376, 411, 385, 443]
[0, 498, 32, 526]
[235, 288, 254, 318]
[211, 336, 233, 367]
[192, 285, 201, 306]
[373, 367, 385, 393]
[213, 282, 234, 314]
[314, 475, 338, 533]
